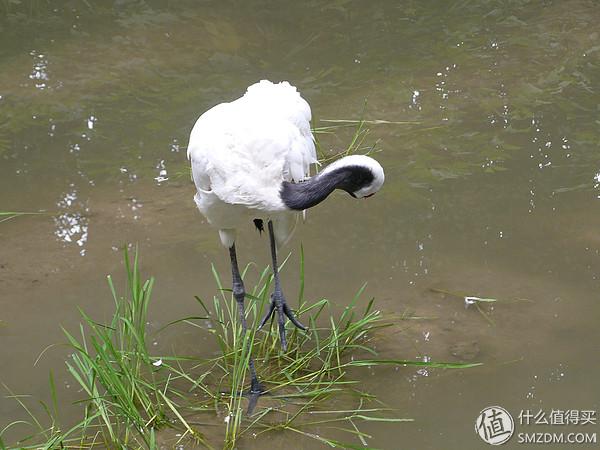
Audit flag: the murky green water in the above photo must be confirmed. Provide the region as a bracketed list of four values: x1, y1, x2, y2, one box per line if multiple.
[2, 1, 600, 448]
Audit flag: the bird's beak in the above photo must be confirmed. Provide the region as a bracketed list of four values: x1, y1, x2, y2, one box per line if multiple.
[363, 193, 375, 199]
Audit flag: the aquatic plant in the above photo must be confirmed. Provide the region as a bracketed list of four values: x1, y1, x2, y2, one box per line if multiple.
[0, 211, 47, 224]
[1, 248, 479, 449]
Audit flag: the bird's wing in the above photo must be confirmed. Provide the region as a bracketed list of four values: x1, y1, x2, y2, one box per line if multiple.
[188, 97, 316, 211]
[283, 126, 316, 183]
[242, 81, 317, 183]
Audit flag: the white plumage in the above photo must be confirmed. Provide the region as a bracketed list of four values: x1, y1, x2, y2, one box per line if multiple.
[186, 80, 385, 399]
[188, 80, 317, 247]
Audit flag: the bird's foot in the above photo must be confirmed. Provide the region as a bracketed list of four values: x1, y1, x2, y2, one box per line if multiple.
[245, 378, 267, 415]
[257, 292, 308, 352]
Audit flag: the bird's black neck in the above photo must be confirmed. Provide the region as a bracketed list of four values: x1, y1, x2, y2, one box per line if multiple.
[280, 165, 373, 211]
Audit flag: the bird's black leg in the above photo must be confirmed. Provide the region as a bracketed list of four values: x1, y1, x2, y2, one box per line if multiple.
[257, 221, 308, 352]
[229, 244, 264, 412]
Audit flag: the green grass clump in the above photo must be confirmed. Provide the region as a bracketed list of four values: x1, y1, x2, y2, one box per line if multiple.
[59, 249, 187, 448]
[1, 247, 479, 449]
[2, 248, 210, 449]
[179, 255, 396, 448]
[165, 247, 480, 449]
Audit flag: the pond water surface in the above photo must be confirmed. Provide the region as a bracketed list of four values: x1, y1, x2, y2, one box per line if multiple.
[1, 1, 600, 449]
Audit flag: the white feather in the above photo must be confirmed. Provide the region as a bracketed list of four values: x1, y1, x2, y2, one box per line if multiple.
[188, 80, 317, 246]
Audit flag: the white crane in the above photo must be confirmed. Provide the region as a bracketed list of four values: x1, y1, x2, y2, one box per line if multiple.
[187, 80, 384, 402]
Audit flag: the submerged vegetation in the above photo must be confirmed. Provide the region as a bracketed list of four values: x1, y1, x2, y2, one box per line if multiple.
[3, 0, 599, 197]
[1, 1, 599, 448]
[0, 211, 47, 224]
[1, 248, 479, 449]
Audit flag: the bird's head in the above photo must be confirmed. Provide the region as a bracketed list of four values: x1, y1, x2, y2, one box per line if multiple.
[280, 154, 385, 211]
[320, 154, 385, 199]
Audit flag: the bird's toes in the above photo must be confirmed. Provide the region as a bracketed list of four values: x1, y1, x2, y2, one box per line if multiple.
[283, 303, 308, 331]
[257, 301, 276, 330]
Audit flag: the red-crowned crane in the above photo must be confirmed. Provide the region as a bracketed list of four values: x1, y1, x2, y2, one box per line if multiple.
[187, 80, 384, 407]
